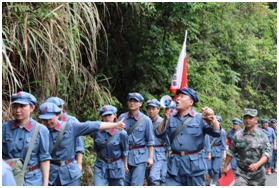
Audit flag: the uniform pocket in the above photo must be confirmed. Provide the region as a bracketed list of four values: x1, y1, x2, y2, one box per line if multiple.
[67, 163, 81, 180]
[108, 161, 124, 179]
[189, 153, 206, 174]
[134, 148, 148, 164]
[187, 124, 201, 136]
[168, 154, 180, 176]
[155, 147, 166, 161]
[5, 137, 15, 153]
[134, 127, 143, 136]
[211, 147, 222, 158]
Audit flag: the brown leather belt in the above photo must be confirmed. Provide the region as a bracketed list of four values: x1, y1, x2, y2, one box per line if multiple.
[27, 165, 40, 172]
[50, 158, 75, 166]
[99, 156, 122, 163]
[129, 145, 145, 150]
[172, 150, 200, 156]
[154, 145, 164, 148]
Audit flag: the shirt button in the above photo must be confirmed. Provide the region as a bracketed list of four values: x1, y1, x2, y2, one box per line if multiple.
[18, 149, 22, 152]
[180, 144, 182, 146]
[181, 133, 183, 135]
[19, 138, 23, 141]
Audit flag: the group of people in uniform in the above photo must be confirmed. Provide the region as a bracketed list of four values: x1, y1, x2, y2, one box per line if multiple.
[2, 87, 277, 186]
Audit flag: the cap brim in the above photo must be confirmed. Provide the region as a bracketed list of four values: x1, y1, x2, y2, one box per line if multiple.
[12, 100, 30, 105]
[39, 113, 56, 119]
[243, 113, 256, 117]
[128, 96, 140, 101]
[101, 111, 114, 116]
[176, 89, 183, 95]
[147, 103, 159, 107]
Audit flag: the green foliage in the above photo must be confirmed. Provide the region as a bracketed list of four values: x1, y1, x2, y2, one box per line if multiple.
[2, 2, 276, 185]
[95, 2, 276, 131]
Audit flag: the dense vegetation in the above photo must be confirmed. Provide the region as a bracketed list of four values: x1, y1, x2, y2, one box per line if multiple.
[2, 2, 277, 185]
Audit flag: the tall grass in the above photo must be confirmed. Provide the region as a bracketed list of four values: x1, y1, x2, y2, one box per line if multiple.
[2, 2, 113, 121]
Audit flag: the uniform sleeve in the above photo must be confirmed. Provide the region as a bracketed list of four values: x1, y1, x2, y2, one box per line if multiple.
[205, 134, 211, 153]
[145, 118, 155, 146]
[39, 125, 52, 161]
[75, 136, 85, 154]
[262, 133, 272, 159]
[119, 131, 129, 157]
[227, 134, 237, 157]
[92, 132, 98, 152]
[221, 130, 227, 150]
[200, 113, 221, 137]
[72, 120, 101, 137]
[155, 118, 169, 138]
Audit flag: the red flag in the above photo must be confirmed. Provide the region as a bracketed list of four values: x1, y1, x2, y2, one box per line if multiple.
[218, 164, 235, 186]
[170, 30, 188, 101]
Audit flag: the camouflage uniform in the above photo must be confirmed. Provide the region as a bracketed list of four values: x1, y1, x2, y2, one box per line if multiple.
[227, 128, 271, 186]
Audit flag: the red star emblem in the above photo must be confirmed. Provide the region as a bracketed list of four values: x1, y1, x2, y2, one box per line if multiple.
[104, 107, 107, 110]
[17, 92, 21, 96]
[133, 93, 137, 96]
[44, 106, 48, 111]
[150, 100, 153, 102]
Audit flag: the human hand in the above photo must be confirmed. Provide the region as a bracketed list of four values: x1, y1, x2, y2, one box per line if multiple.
[116, 118, 125, 130]
[207, 152, 211, 161]
[163, 108, 173, 120]
[222, 166, 228, 175]
[248, 163, 259, 172]
[202, 107, 215, 125]
[146, 157, 153, 168]
[125, 165, 129, 174]
[77, 163, 82, 171]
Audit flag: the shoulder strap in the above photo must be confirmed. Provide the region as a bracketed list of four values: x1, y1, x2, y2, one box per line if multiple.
[171, 117, 193, 143]
[210, 137, 218, 146]
[66, 116, 70, 121]
[128, 115, 147, 135]
[97, 129, 120, 151]
[153, 118, 165, 145]
[51, 122, 67, 157]
[152, 118, 161, 131]
[21, 122, 40, 176]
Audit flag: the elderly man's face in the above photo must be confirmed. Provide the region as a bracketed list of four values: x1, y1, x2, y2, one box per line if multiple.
[176, 93, 194, 111]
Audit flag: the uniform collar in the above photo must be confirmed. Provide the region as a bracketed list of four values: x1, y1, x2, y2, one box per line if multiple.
[243, 128, 256, 136]
[54, 120, 63, 131]
[61, 112, 68, 122]
[174, 109, 196, 117]
[107, 128, 115, 135]
[101, 128, 115, 135]
[151, 115, 160, 122]
[12, 118, 33, 132]
[127, 111, 141, 120]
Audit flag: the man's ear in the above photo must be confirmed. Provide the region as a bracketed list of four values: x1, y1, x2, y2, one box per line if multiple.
[31, 105, 36, 112]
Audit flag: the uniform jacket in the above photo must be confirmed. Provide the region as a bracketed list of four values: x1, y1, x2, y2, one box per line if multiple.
[48, 119, 101, 185]
[92, 128, 128, 179]
[118, 111, 154, 166]
[155, 109, 221, 177]
[2, 118, 51, 185]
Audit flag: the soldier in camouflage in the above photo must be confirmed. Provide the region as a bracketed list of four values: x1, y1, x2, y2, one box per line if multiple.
[222, 108, 271, 186]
